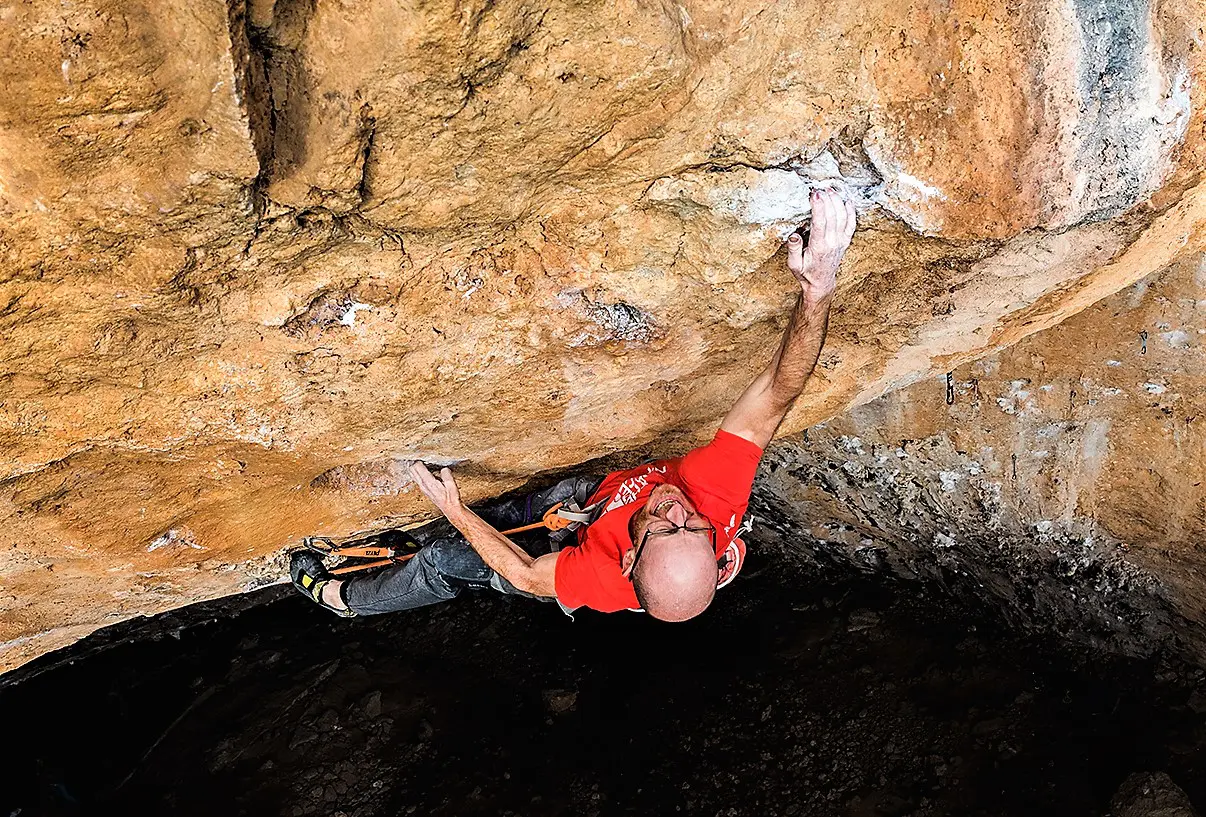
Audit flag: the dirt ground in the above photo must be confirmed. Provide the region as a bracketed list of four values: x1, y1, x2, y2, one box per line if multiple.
[3, 553, 1206, 817]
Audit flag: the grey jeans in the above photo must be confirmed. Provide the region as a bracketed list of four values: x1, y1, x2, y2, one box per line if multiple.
[343, 475, 604, 616]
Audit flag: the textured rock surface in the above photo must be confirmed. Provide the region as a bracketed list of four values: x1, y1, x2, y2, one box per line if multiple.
[753, 253, 1206, 658]
[1112, 772, 1200, 817]
[2, 0, 1205, 671]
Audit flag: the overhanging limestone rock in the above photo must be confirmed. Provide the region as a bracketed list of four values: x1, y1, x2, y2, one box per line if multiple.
[1, 0, 1205, 671]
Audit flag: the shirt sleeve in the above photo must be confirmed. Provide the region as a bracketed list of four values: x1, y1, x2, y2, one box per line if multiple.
[678, 429, 764, 508]
[553, 545, 595, 610]
[554, 541, 636, 613]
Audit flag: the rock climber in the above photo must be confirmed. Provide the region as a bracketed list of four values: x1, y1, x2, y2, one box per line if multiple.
[289, 188, 856, 622]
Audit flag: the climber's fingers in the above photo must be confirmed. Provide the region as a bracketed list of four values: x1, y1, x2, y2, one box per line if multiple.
[813, 188, 851, 251]
[408, 461, 461, 516]
[438, 467, 461, 504]
[810, 188, 829, 237]
[826, 190, 847, 239]
[786, 232, 804, 275]
[811, 188, 855, 252]
[408, 461, 439, 498]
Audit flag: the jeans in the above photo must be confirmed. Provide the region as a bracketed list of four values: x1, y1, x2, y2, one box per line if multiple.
[343, 475, 604, 616]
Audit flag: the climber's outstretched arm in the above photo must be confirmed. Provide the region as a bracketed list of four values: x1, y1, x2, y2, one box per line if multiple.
[408, 462, 558, 596]
[720, 189, 855, 449]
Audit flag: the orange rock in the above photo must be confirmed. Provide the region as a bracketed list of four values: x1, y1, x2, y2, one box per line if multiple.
[1, 0, 1204, 671]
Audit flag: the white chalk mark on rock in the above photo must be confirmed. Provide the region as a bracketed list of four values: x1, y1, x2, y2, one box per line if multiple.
[339, 302, 372, 327]
[147, 528, 204, 552]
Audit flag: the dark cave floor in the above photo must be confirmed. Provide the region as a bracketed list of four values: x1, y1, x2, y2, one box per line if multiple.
[4, 556, 1206, 817]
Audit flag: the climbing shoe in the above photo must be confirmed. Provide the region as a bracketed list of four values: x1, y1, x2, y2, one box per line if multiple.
[289, 550, 357, 618]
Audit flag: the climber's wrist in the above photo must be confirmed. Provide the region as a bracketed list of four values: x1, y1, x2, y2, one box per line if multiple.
[801, 286, 835, 312]
[444, 503, 474, 528]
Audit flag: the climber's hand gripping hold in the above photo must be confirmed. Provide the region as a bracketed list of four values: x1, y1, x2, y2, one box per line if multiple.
[408, 461, 559, 597]
[719, 187, 855, 451]
[407, 462, 462, 517]
[788, 187, 856, 306]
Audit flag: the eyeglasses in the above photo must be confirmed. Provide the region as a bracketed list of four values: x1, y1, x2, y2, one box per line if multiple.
[627, 521, 716, 582]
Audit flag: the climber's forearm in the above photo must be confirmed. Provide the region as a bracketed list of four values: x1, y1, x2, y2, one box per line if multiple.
[445, 506, 556, 596]
[765, 288, 832, 408]
[721, 287, 832, 448]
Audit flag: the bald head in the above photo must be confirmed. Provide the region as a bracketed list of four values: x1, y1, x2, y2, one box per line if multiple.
[632, 530, 718, 622]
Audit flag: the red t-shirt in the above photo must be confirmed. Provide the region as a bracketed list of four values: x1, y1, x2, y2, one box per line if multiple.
[554, 430, 763, 612]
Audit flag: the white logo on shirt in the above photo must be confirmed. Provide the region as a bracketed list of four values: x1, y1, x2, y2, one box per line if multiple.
[602, 465, 668, 514]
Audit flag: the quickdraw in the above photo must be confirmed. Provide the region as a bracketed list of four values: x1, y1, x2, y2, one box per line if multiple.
[303, 501, 594, 577]
[303, 534, 411, 576]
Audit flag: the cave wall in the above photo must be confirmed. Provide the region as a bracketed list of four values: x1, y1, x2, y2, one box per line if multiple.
[2, 0, 1205, 671]
[755, 251, 1206, 658]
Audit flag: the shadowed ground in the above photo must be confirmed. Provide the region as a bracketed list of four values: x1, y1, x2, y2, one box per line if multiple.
[4, 554, 1205, 817]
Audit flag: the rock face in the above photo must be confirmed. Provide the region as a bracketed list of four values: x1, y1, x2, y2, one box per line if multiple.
[754, 253, 1206, 658]
[1, 0, 1205, 671]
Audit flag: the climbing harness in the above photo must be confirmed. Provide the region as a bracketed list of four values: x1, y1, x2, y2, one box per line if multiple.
[301, 499, 605, 577]
[499, 500, 601, 535]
